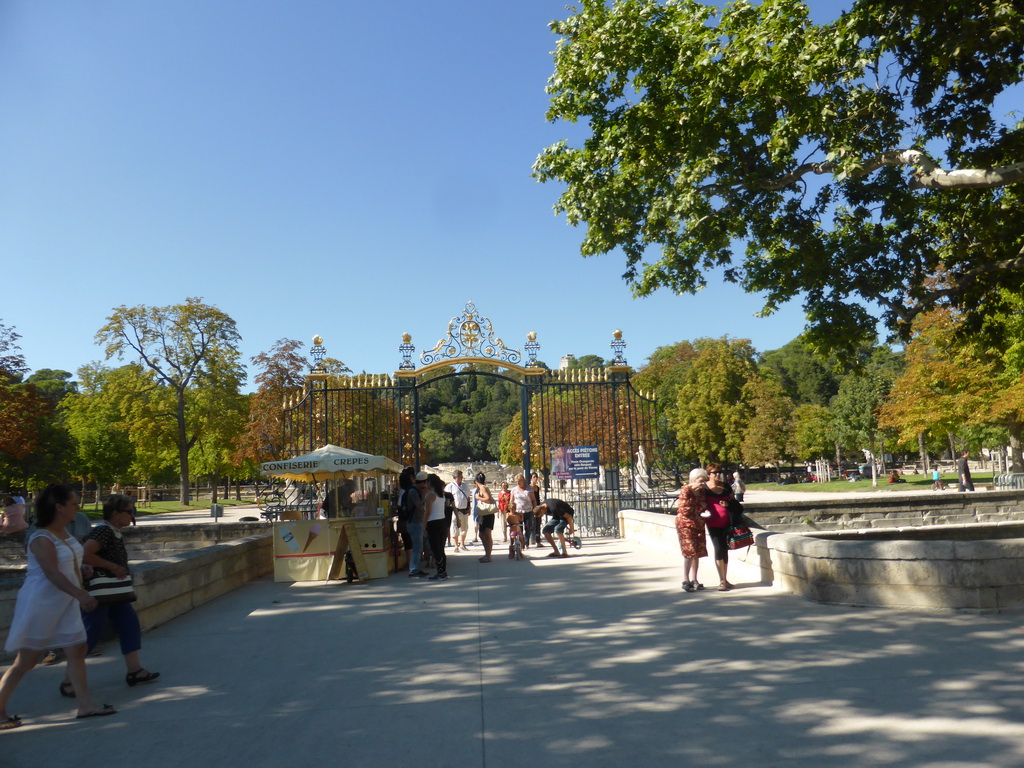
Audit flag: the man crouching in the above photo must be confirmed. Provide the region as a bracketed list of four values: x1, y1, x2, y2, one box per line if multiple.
[535, 499, 575, 558]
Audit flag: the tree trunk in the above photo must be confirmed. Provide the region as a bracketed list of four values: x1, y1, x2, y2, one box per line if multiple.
[176, 393, 191, 505]
[870, 435, 878, 487]
[947, 433, 957, 462]
[211, 475, 219, 504]
[1008, 420, 1024, 473]
[834, 442, 842, 470]
[917, 432, 929, 472]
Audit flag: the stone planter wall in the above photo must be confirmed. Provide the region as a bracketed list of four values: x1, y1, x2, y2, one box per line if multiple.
[0, 523, 272, 659]
[618, 508, 1024, 613]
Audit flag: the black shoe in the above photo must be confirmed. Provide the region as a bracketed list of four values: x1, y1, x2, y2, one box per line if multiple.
[682, 581, 696, 592]
[428, 572, 448, 581]
[126, 669, 160, 687]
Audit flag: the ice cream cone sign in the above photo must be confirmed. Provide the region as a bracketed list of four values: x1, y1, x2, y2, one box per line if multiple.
[302, 524, 322, 553]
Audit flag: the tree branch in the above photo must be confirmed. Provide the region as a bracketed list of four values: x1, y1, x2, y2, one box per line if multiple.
[757, 150, 1024, 192]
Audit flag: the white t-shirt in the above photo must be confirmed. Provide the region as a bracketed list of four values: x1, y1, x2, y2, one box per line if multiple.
[445, 480, 470, 511]
[427, 493, 446, 522]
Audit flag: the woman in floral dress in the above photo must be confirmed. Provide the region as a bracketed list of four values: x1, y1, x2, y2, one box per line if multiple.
[676, 468, 709, 592]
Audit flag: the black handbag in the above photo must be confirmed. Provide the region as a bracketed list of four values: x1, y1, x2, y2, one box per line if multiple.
[87, 574, 137, 605]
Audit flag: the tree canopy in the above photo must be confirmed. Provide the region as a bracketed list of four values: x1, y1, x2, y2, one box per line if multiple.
[97, 298, 244, 504]
[535, 0, 1024, 353]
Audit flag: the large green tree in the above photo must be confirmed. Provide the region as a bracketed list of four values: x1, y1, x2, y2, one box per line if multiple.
[829, 347, 903, 477]
[62, 363, 136, 492]
[535, 0, 1024, 353]
[673, 337, 778, 464]
[97, 299, 245, 504]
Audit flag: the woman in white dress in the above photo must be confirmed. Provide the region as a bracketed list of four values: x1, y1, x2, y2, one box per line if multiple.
[0, 484, 117, 730]
[509, 474, 537, 549]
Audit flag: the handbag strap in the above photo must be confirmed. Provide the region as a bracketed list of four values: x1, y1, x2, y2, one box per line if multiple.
[54, 533, 83, 588]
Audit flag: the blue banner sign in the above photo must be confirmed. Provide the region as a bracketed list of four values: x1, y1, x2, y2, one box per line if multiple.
[550, 446, 600, 480]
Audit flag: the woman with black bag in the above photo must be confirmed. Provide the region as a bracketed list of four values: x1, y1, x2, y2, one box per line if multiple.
[1, 484, 115, 729]
[703, 464, 737, 591]
[59, 494, 159, 696]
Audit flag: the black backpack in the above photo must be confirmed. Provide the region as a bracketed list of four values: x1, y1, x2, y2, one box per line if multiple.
[397, 487, 418, 523]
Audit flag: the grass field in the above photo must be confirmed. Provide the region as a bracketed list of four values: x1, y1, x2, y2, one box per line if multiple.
[80, 497, 257, 519]
[746, 471, 992, 494]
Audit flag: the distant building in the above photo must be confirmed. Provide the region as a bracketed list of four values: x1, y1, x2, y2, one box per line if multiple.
[560, 354, 575, 371]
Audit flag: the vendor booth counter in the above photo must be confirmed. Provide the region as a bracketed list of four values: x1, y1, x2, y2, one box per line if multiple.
[260, 444, 405, 583]
[272, 516, 402, 582]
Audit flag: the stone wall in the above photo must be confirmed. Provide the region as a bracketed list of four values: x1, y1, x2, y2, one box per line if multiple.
[618, 508, 1024, 613]
[1, 523, 272, 658]
[742, 489, 1024, 532]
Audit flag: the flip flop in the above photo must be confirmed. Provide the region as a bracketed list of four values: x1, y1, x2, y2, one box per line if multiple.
[1, 715, 22, 731]
[76, 705, 117, 719]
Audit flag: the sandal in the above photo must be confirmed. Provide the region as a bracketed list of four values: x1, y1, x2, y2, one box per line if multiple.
[59, 681, 76, 698]
[1, 715, 22, 731]
[126, 669, 160, 687]
[76, 705, 117, 719]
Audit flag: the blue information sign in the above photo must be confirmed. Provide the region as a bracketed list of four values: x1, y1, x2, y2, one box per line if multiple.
[550, 446, 600, 480]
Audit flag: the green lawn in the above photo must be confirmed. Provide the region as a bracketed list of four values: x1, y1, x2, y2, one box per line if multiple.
[80, 497, 256, 519]
[746, 472, 991, 494]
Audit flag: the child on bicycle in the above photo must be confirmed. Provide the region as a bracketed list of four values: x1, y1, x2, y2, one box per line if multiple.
[506, 507, 525, 559]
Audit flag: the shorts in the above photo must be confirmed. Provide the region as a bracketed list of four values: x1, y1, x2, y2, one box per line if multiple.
[542, 519, 568, 535]
[479, 514, 495, 531]
[454, 510, 469, 534]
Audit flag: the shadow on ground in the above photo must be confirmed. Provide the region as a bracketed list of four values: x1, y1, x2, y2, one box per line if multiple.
[3, 538, 1023, 767]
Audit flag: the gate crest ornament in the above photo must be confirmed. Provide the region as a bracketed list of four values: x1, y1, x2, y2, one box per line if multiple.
[416, 301, 532, 369]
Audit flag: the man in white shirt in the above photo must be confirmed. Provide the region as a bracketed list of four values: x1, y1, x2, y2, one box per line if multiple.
[445, 470, 471, 552]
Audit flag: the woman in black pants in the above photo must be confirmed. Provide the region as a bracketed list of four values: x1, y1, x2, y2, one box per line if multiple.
[424, 474, 448, 581]
[703, 463, 735, 591]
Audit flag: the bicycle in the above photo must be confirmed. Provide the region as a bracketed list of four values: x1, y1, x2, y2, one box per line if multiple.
[508, 525, 525, 560]
[255, 482, 286, 522]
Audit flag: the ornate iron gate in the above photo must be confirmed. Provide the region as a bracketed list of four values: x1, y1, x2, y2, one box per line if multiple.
[280, 302, 658, 535]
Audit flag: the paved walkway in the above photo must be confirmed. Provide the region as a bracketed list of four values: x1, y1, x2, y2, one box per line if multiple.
[4, 530, 1024, 767]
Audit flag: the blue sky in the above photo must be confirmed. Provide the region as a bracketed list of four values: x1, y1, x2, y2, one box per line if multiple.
[0, 1, 853, 387]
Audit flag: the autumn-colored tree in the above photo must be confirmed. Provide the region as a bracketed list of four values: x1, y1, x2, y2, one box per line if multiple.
[882, 302, 1024, 471]
[879, 309, 995, 449]
[235, 339, 308, 466]
[0, 321, 49, 486]
[15, 369, 77, 484]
